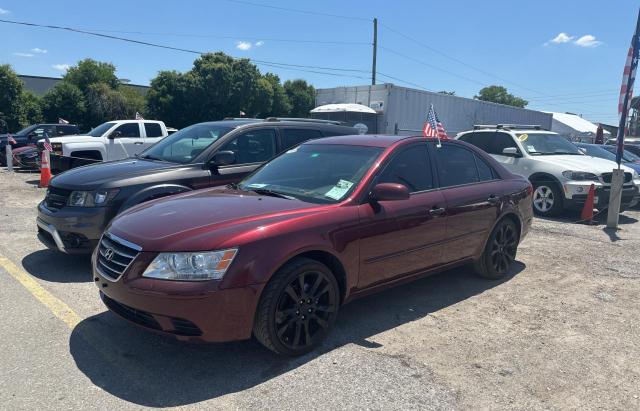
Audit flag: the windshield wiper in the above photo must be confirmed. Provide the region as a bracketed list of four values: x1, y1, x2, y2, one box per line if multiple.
[139, 154, 165, 161]
[249, 188, 296, 200]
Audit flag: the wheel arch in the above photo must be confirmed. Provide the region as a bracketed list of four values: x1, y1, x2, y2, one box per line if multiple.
[528, 172, 562, 188]
[69, 150, 103, 160]
[118, 184, 192, 213]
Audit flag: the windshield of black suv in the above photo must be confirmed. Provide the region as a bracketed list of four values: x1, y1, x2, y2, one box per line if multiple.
[239, 144, 382, 204]
[87, 122, 117, 137]
[140, 123, 232, 164]
[14, 125, 38, 136]
[517, 133, 583, 155]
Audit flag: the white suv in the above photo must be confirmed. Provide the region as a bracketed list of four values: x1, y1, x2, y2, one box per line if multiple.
[40, 120, 169, 173]
[457, 125, 640, 216]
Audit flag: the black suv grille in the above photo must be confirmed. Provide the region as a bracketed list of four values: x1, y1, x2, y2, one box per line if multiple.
[96, 233, 141, 281]
[601, 172, 632, 184]
[45, 186, 71, 210]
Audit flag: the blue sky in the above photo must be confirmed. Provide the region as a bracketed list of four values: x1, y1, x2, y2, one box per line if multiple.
[1, 0, 638, 125]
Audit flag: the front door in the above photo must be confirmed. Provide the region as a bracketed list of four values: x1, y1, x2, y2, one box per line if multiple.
[107, 123, 144, 160]
[358, 143, 447, 288]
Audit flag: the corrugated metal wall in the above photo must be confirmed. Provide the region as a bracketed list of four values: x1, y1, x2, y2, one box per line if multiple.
[315, 84, 553, 136]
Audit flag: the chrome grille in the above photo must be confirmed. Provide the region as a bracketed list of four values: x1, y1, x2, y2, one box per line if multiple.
[96, 233, 141, 281]
[45, 186, 71, 210]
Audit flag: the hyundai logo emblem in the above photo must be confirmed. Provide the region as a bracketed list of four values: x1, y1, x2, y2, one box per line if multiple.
[104, 248, 115, 261]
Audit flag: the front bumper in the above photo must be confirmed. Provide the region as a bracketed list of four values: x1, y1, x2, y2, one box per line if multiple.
[563, 182, 639, 211]
[94, 249, 264, 342]
[37, 201, 110, 253]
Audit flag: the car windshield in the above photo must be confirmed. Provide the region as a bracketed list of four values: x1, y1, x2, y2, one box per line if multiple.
[239, 144, 382, 204]
[576, 144, 618, 161]
[518, 133, 583, 155]
[601, 145, 640, 162]
[139, 123, 232, 164]
[87, 122, 117, 137]
[14, 125, 38, 136]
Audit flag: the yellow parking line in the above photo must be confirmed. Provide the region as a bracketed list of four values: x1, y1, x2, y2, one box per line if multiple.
[0, 255, 81, 329]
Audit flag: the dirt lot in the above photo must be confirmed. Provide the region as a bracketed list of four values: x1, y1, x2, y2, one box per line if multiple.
[0, 168, 639, 410]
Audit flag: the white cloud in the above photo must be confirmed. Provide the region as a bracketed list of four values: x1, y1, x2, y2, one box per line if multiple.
[548, 32, 574, 45]
[52, 64, 71, 72]
[255, 41, 264, 47]
[31, 48, 47, 54]
[13, 52, 34, 57]
[0, 8, 10, 14]
[575, 34, 603, 48]
[235, 41, 252, 51]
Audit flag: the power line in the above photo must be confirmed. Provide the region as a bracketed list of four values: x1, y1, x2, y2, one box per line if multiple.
[224, 0, 371, 22]
[0, 18, 370, 77]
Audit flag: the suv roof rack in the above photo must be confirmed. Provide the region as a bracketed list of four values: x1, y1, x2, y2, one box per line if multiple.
[222, 117, 263, 121]
[264, 117, 344, 125]
[473, 124, 543, 131]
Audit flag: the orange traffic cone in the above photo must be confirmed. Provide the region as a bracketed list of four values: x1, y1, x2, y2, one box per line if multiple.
[580, 183, 596, 224]
[39, 150, 52, 188]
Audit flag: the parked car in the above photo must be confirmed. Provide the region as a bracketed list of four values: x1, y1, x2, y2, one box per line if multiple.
[37, 118, 356, 254]
[12, 146, 40, 169]
[457, 125, 640, 216]
[605, 138, 640, 157]
[1, 123, 80, 165]
[93, 135, 533, 355]
[598, 144, 640, 166]
[39, 119, 169, 173]
[575, 143, 640, 174]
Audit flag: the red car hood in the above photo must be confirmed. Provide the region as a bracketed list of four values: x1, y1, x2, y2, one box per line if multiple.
[108, 188, 326, 252]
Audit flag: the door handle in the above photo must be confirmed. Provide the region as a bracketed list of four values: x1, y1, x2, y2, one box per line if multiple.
[134, 142, 144, 145]
[487, 195, 501, 205]
[429, 207, 446, 217]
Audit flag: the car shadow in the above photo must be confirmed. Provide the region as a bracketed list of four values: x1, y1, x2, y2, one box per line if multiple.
[536, 209, 638, 225]
[22, 250, 93, 283]
[69, 262, 525, 407]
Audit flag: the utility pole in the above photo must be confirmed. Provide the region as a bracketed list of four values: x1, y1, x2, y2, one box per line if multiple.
[372, 17, 377, 85]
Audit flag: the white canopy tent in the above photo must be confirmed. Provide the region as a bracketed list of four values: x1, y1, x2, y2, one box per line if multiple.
[310, 103, 377, 114]
[546, 111, 611, 142]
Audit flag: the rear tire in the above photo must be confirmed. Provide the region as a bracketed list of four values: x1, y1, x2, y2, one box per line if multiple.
[253, 257, 340, 356]
[531, 182, 563, 217]
[474, 219, 519, 280]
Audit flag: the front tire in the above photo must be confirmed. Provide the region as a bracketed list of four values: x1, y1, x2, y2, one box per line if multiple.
[474, 219, 519, 280]
[532, 182, 563, 217]
[253, 257, 340, 356]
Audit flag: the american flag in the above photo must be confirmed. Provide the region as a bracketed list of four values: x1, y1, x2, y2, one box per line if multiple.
[422, 104, 449, 140]
[135, 112, 144, 120]
[616, 14, 640, 165]
[43, 131, 53, 152]
[7, 133, 17, 145]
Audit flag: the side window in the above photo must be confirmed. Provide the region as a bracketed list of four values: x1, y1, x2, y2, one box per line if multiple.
[31, 126, 55, 139]
[475, 154, 497, 181]
[220, 129, 276, 165]
[144, 122, 163, 138]
[458, 132, 493, 152]
[436, 144, 479, 188]
[378, 144, 433, 192]
[490, 132, 518, 155]
[281, 128, 323, 150]
[55, 125, 72, 136]
[113, 123, 141, 138]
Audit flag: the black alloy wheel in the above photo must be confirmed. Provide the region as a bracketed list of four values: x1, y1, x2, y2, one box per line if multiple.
[474, 219, 519, 279]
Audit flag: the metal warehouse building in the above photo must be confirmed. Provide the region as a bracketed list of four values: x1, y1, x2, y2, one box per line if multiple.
[314, 83, 553, 135]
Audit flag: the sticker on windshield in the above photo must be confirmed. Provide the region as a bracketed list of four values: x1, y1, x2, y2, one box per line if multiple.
[526, 144, 536, 152]
[325, 179, 354, 200]
[246, 183, 267, 188]
[518, 134, 529, 141]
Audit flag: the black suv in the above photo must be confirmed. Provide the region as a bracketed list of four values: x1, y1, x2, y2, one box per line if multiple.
[1, 123, 80, 165]
[37, 118, 356, 253]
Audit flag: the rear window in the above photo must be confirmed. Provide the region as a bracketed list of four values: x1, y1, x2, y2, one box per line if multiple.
[144, 123, 163, 138]
[281, 129, 323, 150]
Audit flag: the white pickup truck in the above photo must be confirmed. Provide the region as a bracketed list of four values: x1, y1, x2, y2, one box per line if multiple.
[40, 119, 170, 172]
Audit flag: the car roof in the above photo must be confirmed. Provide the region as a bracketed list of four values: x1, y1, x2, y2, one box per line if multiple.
[194, 119, 356, 130]
[460, 129, 556, 135]
[306, 134, 444, 148]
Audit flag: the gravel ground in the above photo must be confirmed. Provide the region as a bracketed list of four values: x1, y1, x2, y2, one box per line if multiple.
[0, 168, 639, 410]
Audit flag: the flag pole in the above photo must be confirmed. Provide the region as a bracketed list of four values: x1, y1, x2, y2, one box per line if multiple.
[607, 8, 640, 229]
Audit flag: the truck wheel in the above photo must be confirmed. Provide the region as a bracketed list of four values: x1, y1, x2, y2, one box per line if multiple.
[253, 257, 340, 356]
[474, 218, 519, 280]
[532, 182, 563, 217]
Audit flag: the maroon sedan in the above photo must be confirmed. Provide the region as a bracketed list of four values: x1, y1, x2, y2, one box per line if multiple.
[94, 135, 533, 355]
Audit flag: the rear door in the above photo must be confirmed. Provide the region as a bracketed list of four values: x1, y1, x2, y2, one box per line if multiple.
[358, 143, 446, 288]
[432, 142, 503, 262]
[211, 128, 278, 185]
[143, 122, 165, 149]
[106, 123, 144, 160]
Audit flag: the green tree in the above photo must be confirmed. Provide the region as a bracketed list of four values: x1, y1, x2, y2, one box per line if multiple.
[16, 91, 43, 127]
[146, 70, 189, 128]
[63, 59, 119, 92]
[85, 83, 131, 126]
[0, 64, 25, 131]
[248, 77, 274, 118]
[264, 73, 291, 117]
[120, 86, 146, 118]
[41, 82, 86, 124]
[284, 79, 315, 118]
[474, 85, 528, 108]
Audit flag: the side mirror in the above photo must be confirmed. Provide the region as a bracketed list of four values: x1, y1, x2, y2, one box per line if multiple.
[370, 183, 410, 202]
[502, 147, 520, 157]
[210, 150, 236, 166]
[108, 131, 122, 139]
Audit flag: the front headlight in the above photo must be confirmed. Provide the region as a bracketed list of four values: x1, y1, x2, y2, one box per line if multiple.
[68, 189, 119, 207]
[142, 249, 238, 281]
[561, 171, 599, 181]
[51, 142, 63, 155]
[633, 170, 639, 180]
